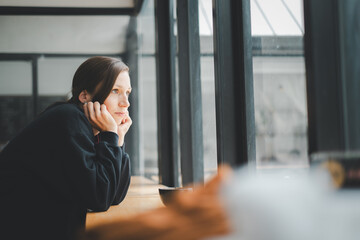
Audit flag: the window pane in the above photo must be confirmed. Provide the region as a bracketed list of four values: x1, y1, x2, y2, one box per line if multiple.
[38, 57, 87, 112]
[0, 61, 32, 95]
[0, 61, 33, 146]
[138, 0, 158, 180]
[139, 56, 158, 179]
[250, 0, 308, 168]
[201, 55, 217, 179]
[199, 0, 217, 179]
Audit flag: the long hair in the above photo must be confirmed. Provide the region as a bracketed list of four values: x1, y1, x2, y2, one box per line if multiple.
[68, 56, 129, 105]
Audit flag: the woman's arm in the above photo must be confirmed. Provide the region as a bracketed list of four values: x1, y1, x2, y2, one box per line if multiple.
[60, 104, 131, 212]
[81, 102, 132, 207]
[65, 130, 130, 212]
[111, 145, 131, 205]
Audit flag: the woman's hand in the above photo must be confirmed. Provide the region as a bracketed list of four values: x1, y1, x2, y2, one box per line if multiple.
[83, 102, 118, 134]
[117, 111, 132, 146]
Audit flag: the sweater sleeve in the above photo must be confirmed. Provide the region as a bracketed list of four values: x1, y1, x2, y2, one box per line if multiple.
[94, 132, 131, 208]
[111, 144, 131, 206]
[63, 120, 131, 212]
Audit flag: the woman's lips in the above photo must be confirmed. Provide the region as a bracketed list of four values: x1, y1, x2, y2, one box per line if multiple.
[115, 112, 126, 116]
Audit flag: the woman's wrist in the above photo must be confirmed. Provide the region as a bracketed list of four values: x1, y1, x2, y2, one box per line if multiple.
[118, 136, 124, 146]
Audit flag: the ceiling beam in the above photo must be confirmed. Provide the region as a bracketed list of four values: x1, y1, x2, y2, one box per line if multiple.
[0, 2, 144, 16]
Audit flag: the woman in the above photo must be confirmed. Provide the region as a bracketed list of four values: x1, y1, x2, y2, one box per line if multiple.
[0, 56, 132, 240]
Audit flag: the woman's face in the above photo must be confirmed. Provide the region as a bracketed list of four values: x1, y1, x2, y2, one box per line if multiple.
[103, 71, 132, 125]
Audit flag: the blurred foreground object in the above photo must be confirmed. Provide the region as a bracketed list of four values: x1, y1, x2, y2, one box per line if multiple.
[311, 151, 360, 188]
[80, 166, 232, 240]
[217, 166, 360, 240]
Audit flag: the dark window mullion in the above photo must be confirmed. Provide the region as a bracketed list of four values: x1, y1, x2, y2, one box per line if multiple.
[177, 0, 204, 185]
[304, 0, 344, 154]
[304, 0, 360, 154]
[212, 0, 255, 167]
[154, 0, 179, 187]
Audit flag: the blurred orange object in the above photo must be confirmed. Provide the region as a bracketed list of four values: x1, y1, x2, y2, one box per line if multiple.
[79, 166, 232, 240]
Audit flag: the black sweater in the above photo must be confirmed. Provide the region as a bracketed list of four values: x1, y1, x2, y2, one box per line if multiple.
[0, 103, 131, 240]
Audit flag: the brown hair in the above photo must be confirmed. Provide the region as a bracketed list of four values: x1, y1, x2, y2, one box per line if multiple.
[68, 56, 129, 105]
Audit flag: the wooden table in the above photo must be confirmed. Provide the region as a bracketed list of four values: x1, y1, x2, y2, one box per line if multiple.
[86, 176, 165, 229]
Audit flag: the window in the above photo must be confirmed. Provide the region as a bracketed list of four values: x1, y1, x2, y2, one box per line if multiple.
[199, 0, 218, 180]
[0, 61, 32, 147]
[250, 0, 308, 168]
[138, 0, 159, 180]
[38, 57, 86, 112]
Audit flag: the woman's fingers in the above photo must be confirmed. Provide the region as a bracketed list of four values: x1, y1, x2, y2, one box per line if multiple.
[120, 114, 132, 129]
[100, 104, 108, 116]
[122, 111, 131, 125]
[117, 113, 132, 146]
[83, 102, 89, 120]
[93, 101, 101, 120]
[83, 101, 117, 133]
[125, 115, 132, 126]
[87, 102, 95, 123]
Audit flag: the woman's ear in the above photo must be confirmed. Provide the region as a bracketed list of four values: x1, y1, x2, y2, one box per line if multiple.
[78, 90, 92, 103]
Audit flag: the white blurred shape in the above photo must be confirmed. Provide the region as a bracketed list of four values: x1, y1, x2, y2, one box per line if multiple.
[212, 167, 360, 240]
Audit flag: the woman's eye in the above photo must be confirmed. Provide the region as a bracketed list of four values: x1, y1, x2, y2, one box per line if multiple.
[112, 89, 118, 94]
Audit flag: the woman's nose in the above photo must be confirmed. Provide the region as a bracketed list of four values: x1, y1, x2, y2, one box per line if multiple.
[119, 95, 130, 107]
